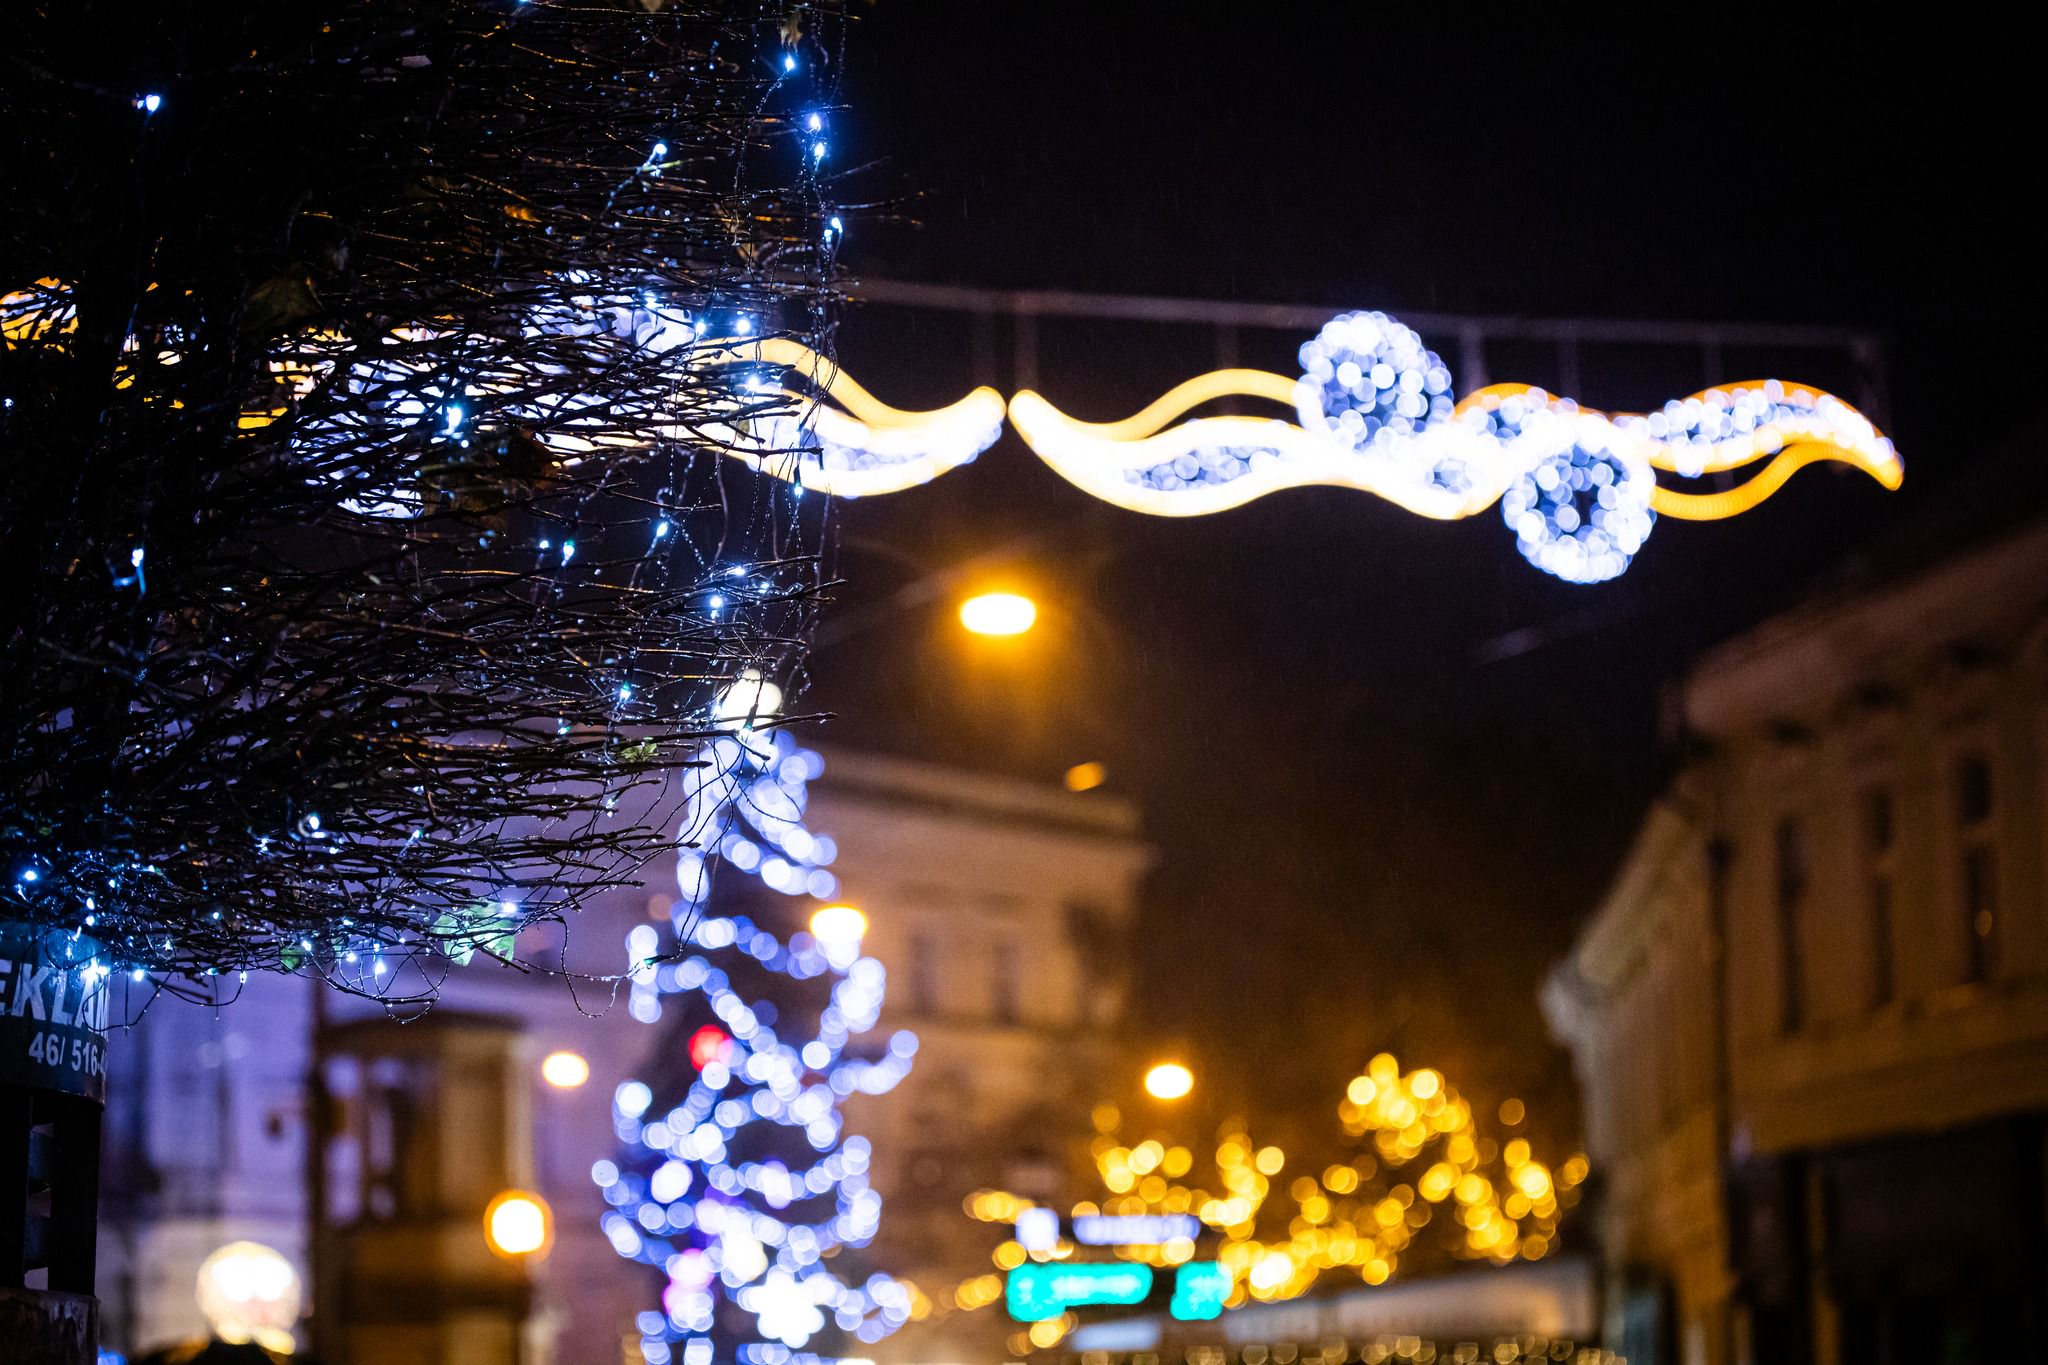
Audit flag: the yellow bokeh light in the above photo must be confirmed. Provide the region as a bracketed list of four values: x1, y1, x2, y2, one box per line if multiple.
[540, 1049, 590, 1089]
[1064, 761, 1108, 792]
[959, 591, 1037, 636]
[1249, 1250, 1294, 1291]
[808, 904, 867, 946]
[484, 1189, 552, 1259]
[941, 1046, 1576, 1321]
[1143, 1061, 1194, 1100]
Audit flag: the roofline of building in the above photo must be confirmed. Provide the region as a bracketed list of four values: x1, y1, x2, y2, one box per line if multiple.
[812, 741, 1147, 844]
[1685, 513, 2048, 735]
[1541, 799, 1698, 1046]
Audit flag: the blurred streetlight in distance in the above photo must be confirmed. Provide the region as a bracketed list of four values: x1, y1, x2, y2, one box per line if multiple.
[959, 591, 1037, 636]
[1064, 761, 1108, 792]
[1143, 1061, 1194, 1100]
[540, 1049, 590, 1088]
[196, 1240, 301, 1352]
[484, 1188, 554, 1260]
[809, 903, 868, 946]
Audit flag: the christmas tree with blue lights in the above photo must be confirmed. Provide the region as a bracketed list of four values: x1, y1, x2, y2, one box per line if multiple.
[598, 719, 917, 1365]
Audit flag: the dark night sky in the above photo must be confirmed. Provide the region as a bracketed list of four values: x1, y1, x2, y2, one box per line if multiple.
[792, 6, 2036, 1142]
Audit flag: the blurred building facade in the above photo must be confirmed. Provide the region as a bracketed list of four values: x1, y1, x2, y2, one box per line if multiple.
[93, 745, 1148, 1364]
[1544, 516, 2048, 1365]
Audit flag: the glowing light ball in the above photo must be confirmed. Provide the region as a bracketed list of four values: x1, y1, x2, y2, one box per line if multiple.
[541, 1049, 590, 1088]
[1295, 309, 1454, 453]
[485, 1189, 554, 1259]
[959, 591, 1037, 636]
[1143, 1062, 1194, 1100]
[1500, 427, 1656, 584]
[808, 903, 868, 947]
[196, 1241, 300, 1351]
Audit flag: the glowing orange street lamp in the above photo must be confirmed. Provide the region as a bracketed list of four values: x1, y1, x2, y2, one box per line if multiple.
[958, 591, 1037, 637]
[484, 1188, 554, 1261]
[1143, 1061, 1194, 1101]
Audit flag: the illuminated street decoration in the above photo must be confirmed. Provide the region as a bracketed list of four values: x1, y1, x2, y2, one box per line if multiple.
[734, 314, 1900, 586]
[9, 273, 1895, 585]
[718, 338, 1008, 499]
[1008, 310, 1900, 583]
[604, 713, 917, 1365]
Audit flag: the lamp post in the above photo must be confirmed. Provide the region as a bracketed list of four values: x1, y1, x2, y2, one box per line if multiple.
[958, 591, 1039, 637]
[1142, 1062, 1195, 1102]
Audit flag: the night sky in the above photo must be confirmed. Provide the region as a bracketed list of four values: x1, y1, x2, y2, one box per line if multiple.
[795, 7, 2034, 1146]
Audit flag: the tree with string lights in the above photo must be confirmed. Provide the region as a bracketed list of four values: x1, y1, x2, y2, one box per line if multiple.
[0, 1, 849, 1353]
[599, 722, 918, 1365]
[589, 716, 917, 1365]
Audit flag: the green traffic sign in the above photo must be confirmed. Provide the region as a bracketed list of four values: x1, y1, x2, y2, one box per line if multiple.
[1006, 1262, 1155, 1321]
[1169, 1262, 1231, 1320]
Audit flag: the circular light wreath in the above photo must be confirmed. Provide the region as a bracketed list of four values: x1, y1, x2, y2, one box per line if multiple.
[1500, 424, 1657, 584]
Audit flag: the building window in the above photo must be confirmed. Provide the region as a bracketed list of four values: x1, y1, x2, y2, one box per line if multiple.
[1862, 787, 1897, 1008]
[908, 930, 941, 1016]
[991, 939, 1020, 1025]
[1956, 751, 1998, 982]
[1775, 817, 1807, 1034]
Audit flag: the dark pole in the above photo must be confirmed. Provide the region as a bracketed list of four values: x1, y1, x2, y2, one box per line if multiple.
[305, 975, 331, 1361]
[1705, 834, 1737, 1365]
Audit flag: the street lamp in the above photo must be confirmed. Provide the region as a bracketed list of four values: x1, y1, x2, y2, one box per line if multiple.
[1143, 1061, 1194, 1101]
[540, 1049, 590, 1088]
[959, 591, 1037, 637]
[484, 1188, 554, 1261]
[196, 1240, 301, 1352]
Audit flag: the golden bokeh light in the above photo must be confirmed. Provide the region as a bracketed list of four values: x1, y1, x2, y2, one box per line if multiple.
[484, 1189, 553, 1259]
[1063, 761, 1108, 792]
[958, 591, 1038, 636]
[1143, 1061, 1194, 1100]
[937, 1048, 1584, 1321]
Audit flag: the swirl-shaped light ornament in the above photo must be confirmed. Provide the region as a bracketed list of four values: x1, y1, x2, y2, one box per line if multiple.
[714, 338, 1008, 500]
[1008, 309, 1901, 583]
